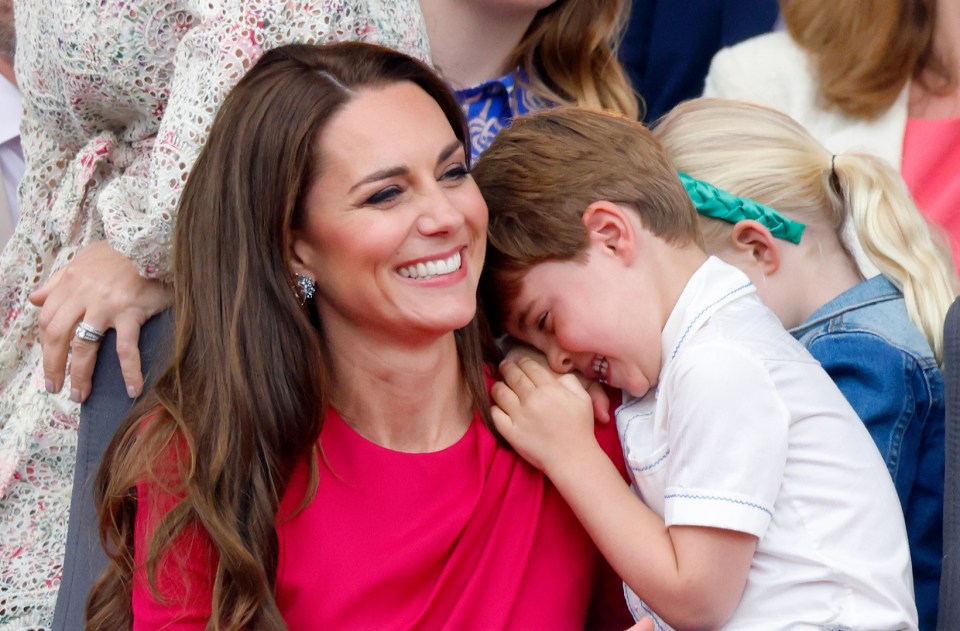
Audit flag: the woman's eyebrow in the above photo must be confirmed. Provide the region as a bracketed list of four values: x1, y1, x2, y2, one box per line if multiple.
[349, 166, 408, 192]
[436, 140, 462, 165]
[348, 140, 463, 193]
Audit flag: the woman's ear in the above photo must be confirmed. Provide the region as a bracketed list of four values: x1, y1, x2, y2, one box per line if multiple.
[581, 201, 636, 263]
[288, 230, 315, 279]
[729, 219, 781, 275]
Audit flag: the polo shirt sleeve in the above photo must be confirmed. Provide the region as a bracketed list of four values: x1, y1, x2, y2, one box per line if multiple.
[661, 341, 790, 539]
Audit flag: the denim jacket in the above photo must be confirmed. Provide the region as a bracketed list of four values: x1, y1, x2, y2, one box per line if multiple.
[791, 274, 944, 631]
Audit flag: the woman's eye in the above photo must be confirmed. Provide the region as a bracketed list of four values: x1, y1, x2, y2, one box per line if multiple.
[364, 186, 402, 205]
[441, 164, 469, 181]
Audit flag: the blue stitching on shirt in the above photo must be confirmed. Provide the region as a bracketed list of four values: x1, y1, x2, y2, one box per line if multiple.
[631, 449, 670, 474]
[638, 601, 667, 631]
[670, 282, 752, 361]
[664, 492, 773, 517]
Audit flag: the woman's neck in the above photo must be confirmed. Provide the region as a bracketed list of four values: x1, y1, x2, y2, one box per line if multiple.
[324, 331, 473, 453]
[418, 0, 539, 89]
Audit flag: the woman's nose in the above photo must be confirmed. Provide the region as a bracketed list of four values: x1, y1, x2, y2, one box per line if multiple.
[417, 190, 465, 235]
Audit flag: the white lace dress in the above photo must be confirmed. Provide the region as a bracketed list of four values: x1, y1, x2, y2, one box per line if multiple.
[0, 2, 428, 627]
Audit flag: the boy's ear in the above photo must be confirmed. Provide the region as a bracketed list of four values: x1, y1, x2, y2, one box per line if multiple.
[729, 220, 780, 274]
[581, 201, 635, 263]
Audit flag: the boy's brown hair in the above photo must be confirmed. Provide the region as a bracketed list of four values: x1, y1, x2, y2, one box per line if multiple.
[473, 106, 701, 334]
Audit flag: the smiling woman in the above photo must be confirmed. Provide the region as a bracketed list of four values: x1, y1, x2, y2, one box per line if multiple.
[85, 42, 633, 630]
[292, 81, 487, 354]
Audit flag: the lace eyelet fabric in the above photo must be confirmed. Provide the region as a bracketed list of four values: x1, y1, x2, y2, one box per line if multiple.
[0, 2, 429, 627]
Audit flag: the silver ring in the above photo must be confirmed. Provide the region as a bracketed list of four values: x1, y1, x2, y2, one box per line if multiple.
[74, 321, 105, 343]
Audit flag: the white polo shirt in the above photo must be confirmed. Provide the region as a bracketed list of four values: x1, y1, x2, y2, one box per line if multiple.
[617, 257, 917, 630]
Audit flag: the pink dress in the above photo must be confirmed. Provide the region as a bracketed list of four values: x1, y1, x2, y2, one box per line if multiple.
[901, 116, 960, 265]
[132, 406, 631, 630]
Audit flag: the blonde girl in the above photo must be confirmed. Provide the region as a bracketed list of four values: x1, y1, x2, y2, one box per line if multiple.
[654, 96, 957, 629]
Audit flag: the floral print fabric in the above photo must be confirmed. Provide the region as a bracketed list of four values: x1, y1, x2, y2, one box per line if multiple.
[456, 71, 546, 163]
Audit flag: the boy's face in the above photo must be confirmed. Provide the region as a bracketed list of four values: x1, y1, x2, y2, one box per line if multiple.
[502, 247, 663, 398]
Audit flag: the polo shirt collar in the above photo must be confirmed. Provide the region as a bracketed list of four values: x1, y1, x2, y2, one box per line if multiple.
[659, 256, 756, 375]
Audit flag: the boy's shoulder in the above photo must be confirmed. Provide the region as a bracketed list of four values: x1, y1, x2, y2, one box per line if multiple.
[661, 257, 814, 369]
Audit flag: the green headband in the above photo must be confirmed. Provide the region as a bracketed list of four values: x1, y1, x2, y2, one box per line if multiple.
[678, 172, 805, 245]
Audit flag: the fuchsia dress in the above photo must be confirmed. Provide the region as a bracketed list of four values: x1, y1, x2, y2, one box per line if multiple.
[132, 404, 631, 630]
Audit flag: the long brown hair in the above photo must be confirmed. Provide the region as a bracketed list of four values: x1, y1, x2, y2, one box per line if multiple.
[515, 0, 640, 119]
[782, 0, 952, 118]
[87, 42, 491, 630]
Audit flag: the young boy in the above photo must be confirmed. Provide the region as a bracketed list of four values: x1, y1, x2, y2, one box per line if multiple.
[474, 107, 918, 630]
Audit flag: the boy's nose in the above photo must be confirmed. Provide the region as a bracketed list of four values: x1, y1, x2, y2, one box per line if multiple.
[546, 345, 573, 374]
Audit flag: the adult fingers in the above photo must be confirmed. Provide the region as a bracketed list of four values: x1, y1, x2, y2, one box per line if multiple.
[113, 312, 144, 399]
[67, 319, 106, 402]
[38, 298, 87, 394]
[28, 266, 66, 307]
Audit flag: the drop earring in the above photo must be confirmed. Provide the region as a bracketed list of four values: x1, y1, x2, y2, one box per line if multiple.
[295, 273, 316, 305]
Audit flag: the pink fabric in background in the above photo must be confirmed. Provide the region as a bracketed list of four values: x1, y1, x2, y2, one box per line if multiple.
[901, 116, 960, 266]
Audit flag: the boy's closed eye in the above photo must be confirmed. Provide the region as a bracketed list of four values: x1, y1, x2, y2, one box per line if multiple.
[536, 312, 549, 332]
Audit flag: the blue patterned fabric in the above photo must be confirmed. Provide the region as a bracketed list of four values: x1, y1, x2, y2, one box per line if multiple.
[455, 71, 547, 162]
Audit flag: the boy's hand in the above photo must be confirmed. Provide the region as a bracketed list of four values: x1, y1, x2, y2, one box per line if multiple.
[491, 356, 598, 474]
[503, 344, 611, 423]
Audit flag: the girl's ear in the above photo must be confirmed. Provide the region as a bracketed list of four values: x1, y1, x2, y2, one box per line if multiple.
[729, 220, 781, 274]
[581, 201, 636, 263]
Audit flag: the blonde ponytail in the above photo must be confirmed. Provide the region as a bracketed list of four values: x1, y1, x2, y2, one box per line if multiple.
[833, 153, 957, 361]
[655, 97, 958, 361]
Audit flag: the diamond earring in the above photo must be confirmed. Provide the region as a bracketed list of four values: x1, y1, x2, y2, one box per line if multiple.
[295, 273, 316, 305]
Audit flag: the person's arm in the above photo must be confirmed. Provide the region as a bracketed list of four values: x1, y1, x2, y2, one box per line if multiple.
[805, 332, 923, 503]
[29, 0, 430, 402]
[492, 349, 786, 629]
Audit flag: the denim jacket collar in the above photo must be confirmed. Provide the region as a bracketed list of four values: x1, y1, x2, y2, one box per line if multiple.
[789, 275, 900, 337]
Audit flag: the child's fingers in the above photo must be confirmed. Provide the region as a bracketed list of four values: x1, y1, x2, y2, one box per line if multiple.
[556, 372, 588, 396]
[490, 405, 515, 438]
[585, 381, 611, 424]
[514, 355, 562, 386]
[499, 359, 538, 395]
[490, 380, 520, 409]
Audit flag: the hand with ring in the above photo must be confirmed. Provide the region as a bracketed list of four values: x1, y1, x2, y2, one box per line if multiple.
[29, 240, 173, 403]
[74, 321, 105, 343]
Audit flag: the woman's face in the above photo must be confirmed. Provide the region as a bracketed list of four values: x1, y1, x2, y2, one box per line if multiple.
[292, 81, 488, 347]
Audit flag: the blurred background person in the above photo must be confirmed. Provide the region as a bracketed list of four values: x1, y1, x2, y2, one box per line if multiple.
[422, 0, 638, 159]
[704, 0, 960, 271]
[618, 0, 778, 123]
